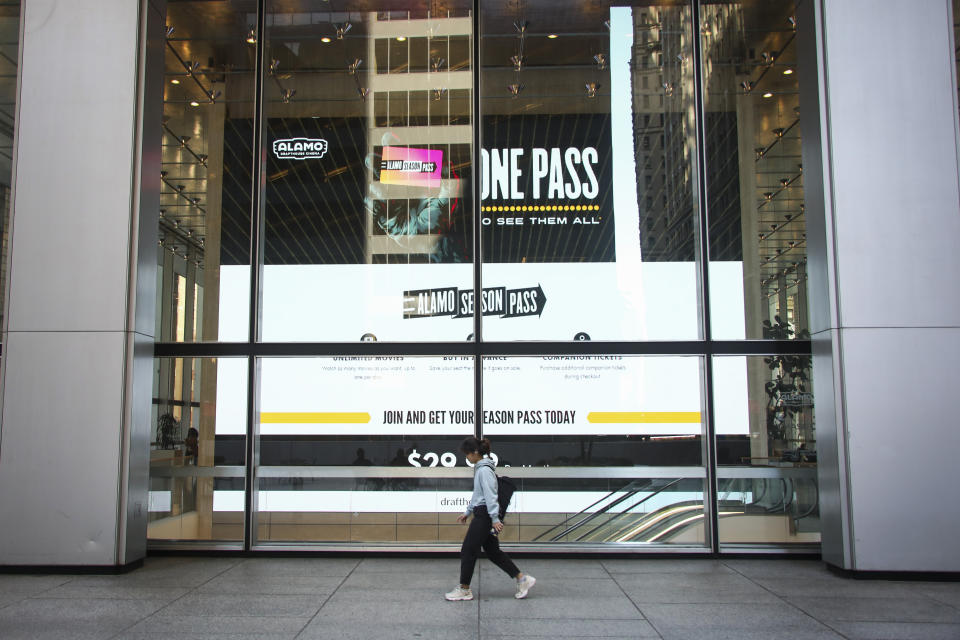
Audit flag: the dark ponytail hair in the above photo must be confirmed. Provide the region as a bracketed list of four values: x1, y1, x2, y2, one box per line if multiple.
[460, 436, 491, 456]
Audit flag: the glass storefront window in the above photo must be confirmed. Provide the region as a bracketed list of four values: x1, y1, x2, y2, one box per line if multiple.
[149, 357, 248, 543]
[254, 355, 474, 544]
[702, 1, 809, 340]
[0, 4, 19, 335]
[259, 2, 475, 342]
[713, 355, 818, 546]
[157, 1, 257, 343]
[482, 355, 704, 466]
[479, 1, 700, 341]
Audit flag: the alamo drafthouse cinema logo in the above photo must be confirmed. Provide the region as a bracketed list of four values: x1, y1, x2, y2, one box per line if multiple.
[272, 138, 328, 160]
[403, 285, 546, 319]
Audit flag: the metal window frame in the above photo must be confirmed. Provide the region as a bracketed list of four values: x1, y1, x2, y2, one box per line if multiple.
[151, 0, 814, 555]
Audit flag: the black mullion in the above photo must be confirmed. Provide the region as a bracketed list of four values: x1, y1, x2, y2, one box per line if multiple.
[472, 3, 483, 442]
[244, 0, 267, 552]
[690, 0, 721, 555]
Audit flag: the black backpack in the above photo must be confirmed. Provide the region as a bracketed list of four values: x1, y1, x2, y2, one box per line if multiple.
[496, 474, 517, 520]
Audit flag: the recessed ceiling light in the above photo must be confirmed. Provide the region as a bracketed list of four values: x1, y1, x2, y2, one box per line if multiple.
[783, 68, 794, 75]
[547, 34, 558, 39]
[190, 100, 200, 107]
[762, 92, 773, 98]
[321, 36, 331, 43]
[171, 79, 180, 85]
[396, 36, 406, 41]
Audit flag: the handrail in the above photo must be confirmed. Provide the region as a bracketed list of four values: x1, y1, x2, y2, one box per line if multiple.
[530, 479, 651, 542]
[572, 478, 687, 542]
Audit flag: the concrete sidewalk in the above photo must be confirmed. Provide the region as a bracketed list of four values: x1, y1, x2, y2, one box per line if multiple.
[1, 556, 958, 639]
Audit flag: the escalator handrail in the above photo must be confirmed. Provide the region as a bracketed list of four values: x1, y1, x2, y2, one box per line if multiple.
[569, 477, 687, 542]
[531, 479, 651, 542]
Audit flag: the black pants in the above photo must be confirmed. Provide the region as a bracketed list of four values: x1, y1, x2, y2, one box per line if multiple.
[459, 506, 520, 586]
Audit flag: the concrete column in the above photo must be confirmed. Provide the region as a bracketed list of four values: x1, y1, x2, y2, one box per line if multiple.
[0, 0, 165, 567]
[799, 0, 960, 571]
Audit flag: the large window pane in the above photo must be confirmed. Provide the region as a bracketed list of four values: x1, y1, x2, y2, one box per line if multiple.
[702, 1, 809, 340]
[255, 355, 474, 544]
[158, 1, 256, 342]
[149, 357, 248, 543]
[479, 2, 700, 341]
[260, 3, 475, 342]
[0, 5, 19, 335]
[713, 355, 818, 546]
[482, 355, 704, 466]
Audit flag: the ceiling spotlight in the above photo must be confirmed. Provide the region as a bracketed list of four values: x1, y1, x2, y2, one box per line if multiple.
[740, 80, 753, 92]
[507, 83, 524, 98]
[780, 178, 790, 187]
[321, 37, 332, 43]
[335, 22, 352, 39]
[190, 197, 200, 206]
[357, 87, 370, 100]
[761, 52, 774, 66]
[208, 89, 221, 102]
[160, 171, 168, 179]
[764, 192, 774, 201]
[513, 20, 528, 35]
[190, 100, 200, 107]
[176, 185, 185, 193]
[585, 82, 600, 98]
[755, 147, 765, 159]
[269, 59, 280, 75]
[348, 58, 363, 74]
[246, 28, 257, 44]
[759, 233, 765, 240]
[159, 209, 166, 217]
[170, 78, 180, 85]
[762, 91, 773, 98]
[396, 36, 406, 41]
[784, 214, 793, 221]
[433, 88, 447, 101]
[511, 55, 525, 71]
[773, 127, 785, 137]
[431, 57, 445, 72]
[593, 53, 606, 70]
[788, 16, 797, 31]
[165, 25, 175, 38]
[184, 60, 200, 74]
[179, 136, 190, 146]
[783, 68, 794, 75]
[547, 33, 558, 39]
[198, 154, 208, 166]
[281, 89, 296, 103]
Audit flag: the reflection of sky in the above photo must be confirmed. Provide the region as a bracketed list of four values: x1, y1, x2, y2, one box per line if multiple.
[610, 7, 642, 265]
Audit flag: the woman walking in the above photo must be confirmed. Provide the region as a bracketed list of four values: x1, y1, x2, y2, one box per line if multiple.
[445, 437, 536, 601]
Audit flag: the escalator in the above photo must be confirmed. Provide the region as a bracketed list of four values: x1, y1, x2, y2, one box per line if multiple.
[531, 476, 819, 543]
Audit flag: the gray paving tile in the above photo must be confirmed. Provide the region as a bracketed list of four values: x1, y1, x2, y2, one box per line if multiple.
[0, 575, 72, 595]
[481, 618, 660, 637]
[918, 583, 960, 609]
[221, 558, 359, 578]
[38, 583, 189, 601]
[354, 557, 460, 574]
[116, 634, 297, 640]
[602, 559, 734, 575]
[127, 614, 310, 635]
[195, 574, 343, 595]
[311, 593, 477, 625]
[722, 559, 831, 579]
[639, 603, 843, 640]
[66, 559, 239, 588]
[752, 575, 924, 598]
[298, 620, 478, 640]
[481, 558, 608, 579]
[160, 593, 327, 617]
[787, 595, 960, 623]
[480, 592, 643, 621]
[614, 571, 780, 604]
[0, 597, 166, 635]
[827, 620, 960, 640]
[345, 571, 456, 590]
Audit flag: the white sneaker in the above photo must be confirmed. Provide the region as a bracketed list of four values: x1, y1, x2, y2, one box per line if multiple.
[444, 586, 473, 601]
[515, 574, 536, 599]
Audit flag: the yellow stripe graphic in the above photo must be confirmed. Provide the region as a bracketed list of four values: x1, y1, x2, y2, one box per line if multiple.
[587, 411, 702, 424]
[260, 412, 371, 424]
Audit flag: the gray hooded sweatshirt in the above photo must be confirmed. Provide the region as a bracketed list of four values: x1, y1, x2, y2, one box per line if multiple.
[463, 457, 501, 525]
